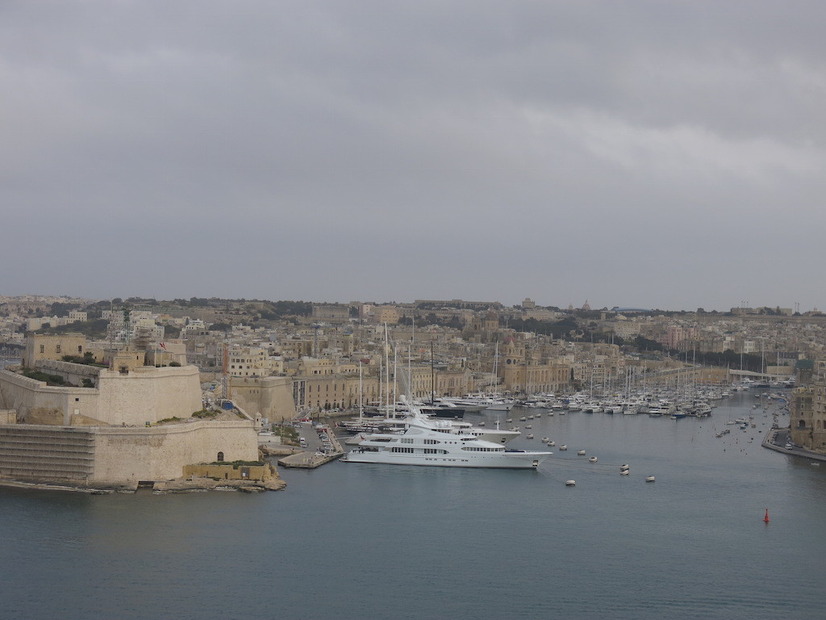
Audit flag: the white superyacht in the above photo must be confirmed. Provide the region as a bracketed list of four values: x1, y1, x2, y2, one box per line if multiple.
[342, 409, 551, 469]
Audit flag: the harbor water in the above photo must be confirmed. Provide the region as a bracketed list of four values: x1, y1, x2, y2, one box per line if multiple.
[2, 392, 825, 619]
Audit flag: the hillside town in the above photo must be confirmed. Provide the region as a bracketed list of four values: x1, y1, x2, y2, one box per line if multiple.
[1, 295, 826, 491]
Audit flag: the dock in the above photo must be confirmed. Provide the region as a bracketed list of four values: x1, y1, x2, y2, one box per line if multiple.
[277, 451, 343, 468]
[275, 421, 345, 469]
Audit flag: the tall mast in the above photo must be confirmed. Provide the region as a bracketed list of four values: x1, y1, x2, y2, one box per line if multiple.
[384, 323, 391, 418]
[431, 340, 435, 404]
[358, 360, 363, 422]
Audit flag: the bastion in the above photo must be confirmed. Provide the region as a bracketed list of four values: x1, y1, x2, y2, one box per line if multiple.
[0, 360, 275, 492]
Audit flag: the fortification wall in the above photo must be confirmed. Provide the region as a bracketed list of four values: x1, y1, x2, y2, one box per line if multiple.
[230, 375, 297, 422]
[0, 420, 258, 487]
[95, 365, 202, 425]
[37, 359, 100, 386]
[0, 365, 203, 427]
[91, 420, 258, 484]
[0, 369, 94, 425]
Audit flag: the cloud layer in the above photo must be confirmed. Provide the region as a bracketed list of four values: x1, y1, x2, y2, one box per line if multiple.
[3, 1, 825, 310]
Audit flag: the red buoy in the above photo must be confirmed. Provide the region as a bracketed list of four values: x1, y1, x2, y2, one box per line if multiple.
[763, 508, 770, 523]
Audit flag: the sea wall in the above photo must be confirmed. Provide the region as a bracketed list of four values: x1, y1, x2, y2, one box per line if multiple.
[0, 420, 258, 488]
[92, 420, 258, 484]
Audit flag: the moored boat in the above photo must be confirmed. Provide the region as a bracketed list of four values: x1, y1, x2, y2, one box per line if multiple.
[342, 421, 551, 469]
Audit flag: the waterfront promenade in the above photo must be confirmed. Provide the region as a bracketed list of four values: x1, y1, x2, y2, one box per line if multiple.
[763, 427, 826, 463]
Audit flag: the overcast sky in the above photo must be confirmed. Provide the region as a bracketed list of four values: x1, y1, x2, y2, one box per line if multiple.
[3, 1, 825, 311]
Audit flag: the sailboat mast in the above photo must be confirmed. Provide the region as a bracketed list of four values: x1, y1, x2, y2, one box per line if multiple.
[384, 323, 391, 418]
[430, 341, 435, 403]
[358, 360, 364, 422]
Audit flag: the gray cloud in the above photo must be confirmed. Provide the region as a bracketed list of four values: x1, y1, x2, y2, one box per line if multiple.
[2, 1, 825, 310]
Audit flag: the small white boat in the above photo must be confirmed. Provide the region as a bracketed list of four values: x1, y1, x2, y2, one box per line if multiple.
[548, 440, 555, 447]
[588, 456, 598, 463]
[565, 480, 576, 487]
[645, 476, 656, 483]
[541, 437, 550, 443]
[577, 449, 586, 456]
[559, 444, 567, 451]
[619, 464, 630, 471]
[526, 434, 534, 439]
[620, 469, 629, 476]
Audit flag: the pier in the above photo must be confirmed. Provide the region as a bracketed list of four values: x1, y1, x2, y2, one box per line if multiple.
[276, 421, 344, 469]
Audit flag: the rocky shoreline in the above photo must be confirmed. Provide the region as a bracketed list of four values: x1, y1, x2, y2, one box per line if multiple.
[0, 471, 287, 494]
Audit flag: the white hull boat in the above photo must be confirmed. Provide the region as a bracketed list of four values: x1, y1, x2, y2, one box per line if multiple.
[342, 422, 550, 469]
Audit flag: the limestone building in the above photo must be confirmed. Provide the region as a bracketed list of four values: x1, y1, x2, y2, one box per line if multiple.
[790, 361, 826, 453]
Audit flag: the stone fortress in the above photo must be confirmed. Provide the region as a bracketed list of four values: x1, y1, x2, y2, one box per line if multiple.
[0, 333, 265, 491]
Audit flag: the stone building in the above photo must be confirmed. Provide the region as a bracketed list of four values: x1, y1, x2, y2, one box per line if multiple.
[790, 361, 826, 453]
[24, 333, 86, 367]
[498, 338, 572, 394]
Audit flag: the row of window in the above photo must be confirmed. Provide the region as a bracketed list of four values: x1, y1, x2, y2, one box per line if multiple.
[390, 447, 447, 454]
[39, 344, 83, 354]
[400, 438, 442, 445]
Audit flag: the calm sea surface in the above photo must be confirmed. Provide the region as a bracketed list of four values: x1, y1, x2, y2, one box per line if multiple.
[2, 392, 825, 620]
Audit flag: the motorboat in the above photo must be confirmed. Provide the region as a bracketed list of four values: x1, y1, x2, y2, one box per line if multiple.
[419, 399, 467, 419]
[588, 456, 598, 463]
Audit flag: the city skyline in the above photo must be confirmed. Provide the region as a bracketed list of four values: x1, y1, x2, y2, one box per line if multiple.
[3, 1, 825, 312]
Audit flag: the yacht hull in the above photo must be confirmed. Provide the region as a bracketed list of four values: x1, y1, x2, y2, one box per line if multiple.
[342, 450, 547, 469]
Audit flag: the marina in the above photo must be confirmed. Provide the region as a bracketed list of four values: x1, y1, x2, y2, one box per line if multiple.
[2, 390, 825, 619]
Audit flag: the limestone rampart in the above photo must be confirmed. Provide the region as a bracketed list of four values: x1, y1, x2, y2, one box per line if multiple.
[91, 420, 258, 484]
[37, 359, 100, 385]
[96, 365, 202, 425]
[0, 365, 203, 427]
[230, 375, 297, 421]
[0, 420, 258, 487]
[0, 368, 91, 425]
